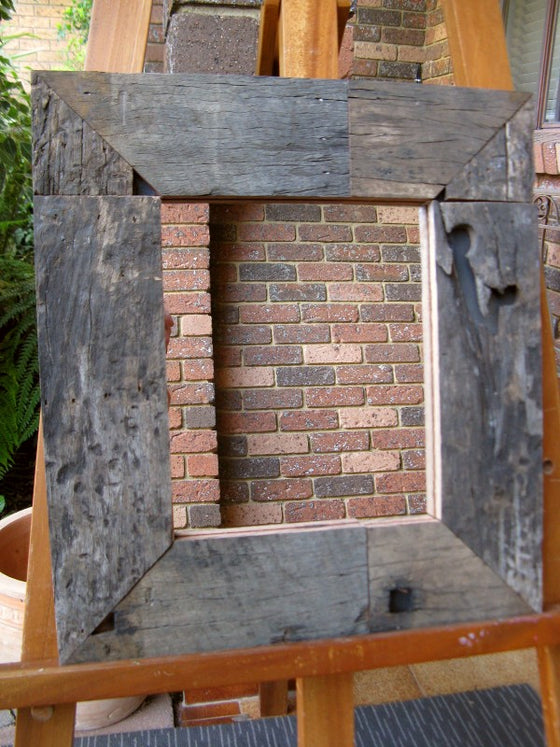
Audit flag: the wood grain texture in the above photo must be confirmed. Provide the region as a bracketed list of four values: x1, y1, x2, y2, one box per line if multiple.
[278, 0, 339, 79]
[34, 72, 350, 198]
[348, 80, 532, 201]
[367, 519, 531, 633]
[297, 673, 354, 747]
[2, 610, 560, 711]
[68, 524, 369, 663]
[441, 0, 513, 90]
[423, 201, 542, 611]
[85, 0, 151, 74]
[34, 195, 172, 663]
[15, 418, 76, 744]
[32, 75, 133, 197]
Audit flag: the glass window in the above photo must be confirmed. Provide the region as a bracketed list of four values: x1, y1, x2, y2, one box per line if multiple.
[503, 0, 560, 127]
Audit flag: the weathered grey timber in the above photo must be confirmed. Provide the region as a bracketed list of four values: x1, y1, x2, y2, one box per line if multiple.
[69, 524, 370, 663]
[33, 72, 533, 202]
[34, 195, 173, 662]
[30, 71, 543, 664]
[348, 80, 532, 201]
[367, 519, 531, 633]
[34, 72, 350, 198]
[32, 74, 133, 197]
[422, 201, 542, 611]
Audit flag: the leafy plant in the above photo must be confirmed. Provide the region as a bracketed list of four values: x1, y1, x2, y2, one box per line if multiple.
[0, 0, 39, 513]
[57, 0, 92, 70]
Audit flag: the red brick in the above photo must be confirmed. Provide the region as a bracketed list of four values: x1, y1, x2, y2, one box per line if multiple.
[166, 359, 181, 381]
[309, 432, 370, 452]
[161, 224, 210, 247]
[302, 304, 359, 323]
[329, 283, 383, 302]
[268, 243, 324, 261]
[168, 337, 213, 359]
[187, 454, 219, 477]
[164, 291, 211, 315]
[214, 242, 266, 261]
[394, 364, 424, 383]
[280, 455, 341, 477]
[163, 269, 210, 292]
[339, 407, 398, 428]
[375, 472, 427, 493]
[171, 478, 220, 503]
[361, 303, 415, 322]
[370, 428, 425, 449]
[326, 244, 381, 262]
[298, 224, 353, 242]
[402, 449, 425, 470]
[252, 478, 313, 502]
[213, 203, 265, 222]
[365, 343, 420, 363]
[247, 433, 308, 455]
[336, 364, 394, 384]
[162, 248, 210, 269]
[168, 407, 182, 429]
[297, 263, 353, 281]
[237, 223, 296, 241]
[347, 496, 407, 518]
[323, 204, 378, 222]
[366, 384, 424, 405]
[332, 323, 387, 343]
[389, 323, 423, 341]
[240, 304, 300, 323]
[285, 499, 346, 522]
[170, 430, 217, 454]
[161, 202, 209, 224]
[355, 264, 409, 281]
[408, 494, 428, 514]
[215, 283, 267, 303]
[170, 455, 185, 479]
[304, 344, 362, 364]
[306, 386, 365, 408]
[182, 359, 214, 381]
[354, 225, 407, 242]
[279, 410, 339, 431]
[342, 450, 400, 473]
[170, 382, 214, 406]
[218, 411, 277, 434]
[222, 503, 283, 526]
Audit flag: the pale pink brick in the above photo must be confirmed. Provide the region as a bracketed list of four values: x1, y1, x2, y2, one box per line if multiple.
[247, 433, 309, 455]
[304, 343, 362, 364]
[340, 407, 399, 428]
[342, 450, 400, 473]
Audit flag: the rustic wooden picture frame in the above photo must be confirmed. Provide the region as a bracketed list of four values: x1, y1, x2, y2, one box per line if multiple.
[32, 71, 542, 665]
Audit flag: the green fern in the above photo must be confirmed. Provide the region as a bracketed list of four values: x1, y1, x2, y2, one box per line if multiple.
[0, 0, 39, 503]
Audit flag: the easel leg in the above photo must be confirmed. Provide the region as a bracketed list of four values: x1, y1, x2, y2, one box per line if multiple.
[260, 680, 289, 716]
[296, 672, 354, 747]
[14, 419, 76, 746]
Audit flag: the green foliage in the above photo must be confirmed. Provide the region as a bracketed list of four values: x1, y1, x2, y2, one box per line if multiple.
[57, 0, 93, 70]
[0, 0, 39, 509]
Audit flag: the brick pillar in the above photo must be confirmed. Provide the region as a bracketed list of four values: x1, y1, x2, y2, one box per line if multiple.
[165, 0, 261, 74]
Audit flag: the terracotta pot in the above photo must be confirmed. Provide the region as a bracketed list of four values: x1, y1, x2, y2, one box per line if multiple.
[0, 508, 144, 730]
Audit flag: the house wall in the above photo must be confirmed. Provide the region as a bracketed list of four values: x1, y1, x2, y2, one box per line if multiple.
[1, 0, 165, 81]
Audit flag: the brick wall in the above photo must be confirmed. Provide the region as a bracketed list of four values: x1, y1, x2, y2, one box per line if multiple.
[210, 202, 426, 527]
[1, 0, 165, 80]
[1, 0, 71, 86]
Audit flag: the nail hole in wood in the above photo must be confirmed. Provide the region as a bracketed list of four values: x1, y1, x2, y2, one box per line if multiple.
[389, 586, 414, 613]
[544, 459, 555, 475]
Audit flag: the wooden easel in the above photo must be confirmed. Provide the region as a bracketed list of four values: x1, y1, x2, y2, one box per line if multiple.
[3, 2, 560, 746]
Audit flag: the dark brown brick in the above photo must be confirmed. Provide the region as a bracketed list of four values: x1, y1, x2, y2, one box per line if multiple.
[314, 474, 373, 498]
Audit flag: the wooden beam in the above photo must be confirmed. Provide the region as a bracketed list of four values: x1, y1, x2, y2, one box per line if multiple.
[278, 0, 339, 79]
[440, 0, 513, 90]
[297, 673, 354, 747]
[256, 0, 280, 76]
[2, 611, 560, 712]
[442, 3, 560, 742]
[34, 195, 171, 662]
[14, 419, 76, 746]
[85, 0, 152, 74]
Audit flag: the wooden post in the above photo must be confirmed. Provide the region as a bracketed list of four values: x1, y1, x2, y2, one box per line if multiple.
[297, 673, 354, 747]
[14, 418, 76, 747]
[14, 2, 153, 745]
[442, 1, 560, 744]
